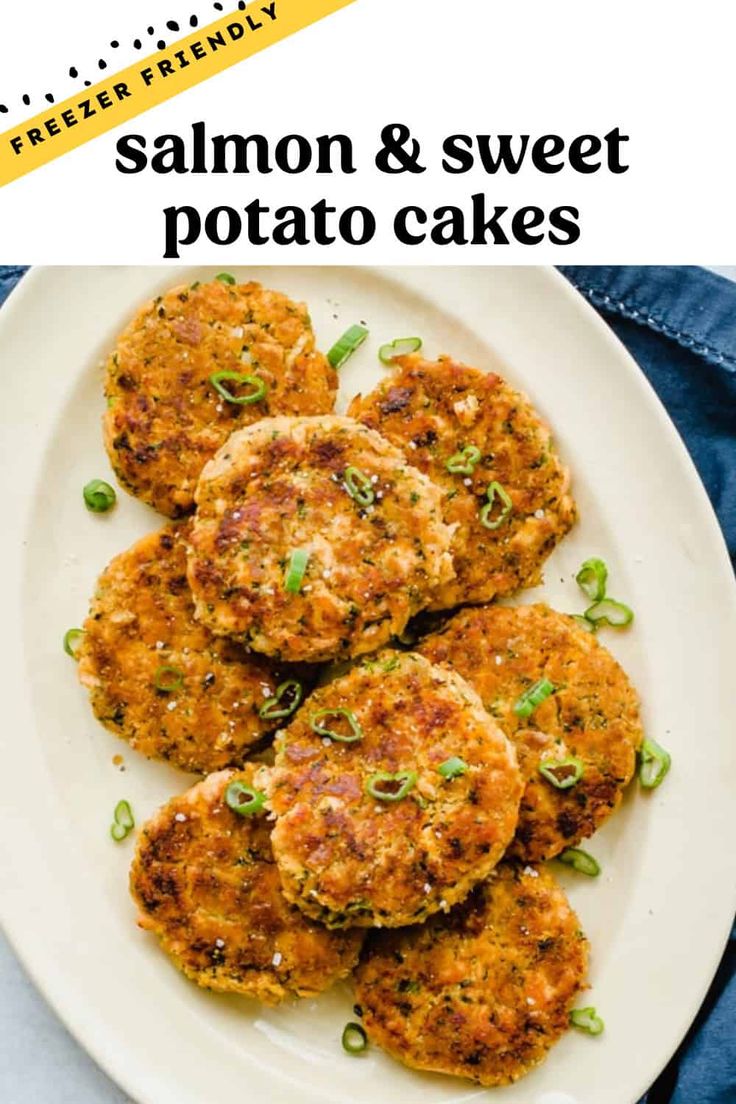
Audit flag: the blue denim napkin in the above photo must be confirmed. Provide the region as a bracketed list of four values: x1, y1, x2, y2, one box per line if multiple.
[0, 265, 734, 1102]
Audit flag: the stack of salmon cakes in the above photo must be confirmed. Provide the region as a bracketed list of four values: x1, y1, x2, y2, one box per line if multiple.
[72, 275, 648, 1089]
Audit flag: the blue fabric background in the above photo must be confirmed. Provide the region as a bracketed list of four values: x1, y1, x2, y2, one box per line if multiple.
[0, 265, 734, 1102]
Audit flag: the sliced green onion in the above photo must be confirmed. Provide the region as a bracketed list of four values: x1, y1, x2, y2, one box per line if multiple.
[83, 479, 116, 513]
[341, 1021, 368, 1054]
[284, 549, 309, 594]
[110, 799, 134, 842]
[558, 848, 601, 877]
[584, 598, 634, 628]
[570, 614, 597, 634]
[437, 756, 468, 779]
[343, 466, 375, 507]
[153, 665, 184, 693]
[311, 708, 363, 743]
[570, 1007, 605, 1036]
[576, 557, 608, 602]
[479, 481, 513, 530]
[638, 737, 671, 789]
[209, 370, 267, 405]
[225, 780, 266, 816]
[216, 272, 236, 285]
[366, 770, 417, 802]
[327, 324, 369, 369]
[63, 628, 85, 659]
[446, 445, 481, 476]
[378, 336, 422, 365]
[513, 677, 555, 719]
[259, 679, 303, 721]
[539, 756, 584, 790]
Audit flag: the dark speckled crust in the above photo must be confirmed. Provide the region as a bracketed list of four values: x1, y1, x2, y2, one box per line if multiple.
[354, 863, 588, 1086]
[348, 355, 576, 609]
[104, 279, 337, 518]
[187, 416, 456, 663]
[77, 522, 283, 774]
[130, 768, 363, 1003]
[266, 651, 522, 928]
[419, 603, 643, 861]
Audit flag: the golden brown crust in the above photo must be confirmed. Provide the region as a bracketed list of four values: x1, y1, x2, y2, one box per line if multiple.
[104, 279, 337, 517]
[419, 603, 643, 860]
[129, 768, 363, 1003]
[354, 863, 588, 1086]
[266, 651, 522, 927]
[348, 355, 576, 609]
[187, 416, 456, 663]
[77, 523, 284, 774]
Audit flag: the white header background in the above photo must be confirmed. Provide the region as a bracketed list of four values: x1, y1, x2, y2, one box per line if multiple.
[0, 0, 733, 262]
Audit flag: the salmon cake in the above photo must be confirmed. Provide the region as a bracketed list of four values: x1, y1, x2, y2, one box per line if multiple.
[348, 355, 576, 609]
[265, 650, 522, 928]
[354, 863, 588, 1086]
[419, 603, 643, 860]
[130, 768, 363, 1003]
[77, 522, 288, 774]
[186, 416, 456, 664]
[104, 278, 337, 517]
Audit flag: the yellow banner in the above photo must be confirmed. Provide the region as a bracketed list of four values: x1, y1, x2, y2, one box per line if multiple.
[0, 0, 355, 188]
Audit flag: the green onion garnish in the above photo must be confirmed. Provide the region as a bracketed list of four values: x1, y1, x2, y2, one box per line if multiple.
[437, 756, 468, 779]
[83, 479, 116, 513]
[584, 598, 634, 628]
[153, 665, 184, 693]
[558, 847, 601, 877]
[576, 557, 608, 602]
[327, 324, 369, 369]
[539, 756, 584, 789]
[209, 370, 267, 405]
[570, 1007, 605, 1036]
[570, 614, 597, 634]
[366, 770, 417, 802]
[513, 677, 555, 719]
[110, 799, 134, 842]
[377, 336, 422, 365]
[479, 481, 513, 530]
[311, 708, 363, 743]
[216, 272, 236, 285]
[63, 628, 84, 659]
[341, 1021, 368, 1054]
[225, 780, 266, 816]
[638, 737, 671, 789]
[446, 445, 481, 475]
[284, 549, 309, 594]
[343, 466, 375, 507]
[259, 679, 303, 721]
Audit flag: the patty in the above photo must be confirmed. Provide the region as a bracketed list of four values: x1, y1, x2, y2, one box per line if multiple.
[419, 603, 643, 860]
[265, 650, 522, 928]
[77, 522, 288, 774]
[104, 278, 337, 518]
[354, 862, 588, 1086]
[130, 768, 363, 1003]
[348, 355, 576, 609]
[186, 416, 456, 664]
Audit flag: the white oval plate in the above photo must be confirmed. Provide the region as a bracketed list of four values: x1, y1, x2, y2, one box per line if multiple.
[1, 266, 734, 1104]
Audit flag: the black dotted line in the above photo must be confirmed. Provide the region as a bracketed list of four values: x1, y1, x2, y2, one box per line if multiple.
[0, 3, 248, 115]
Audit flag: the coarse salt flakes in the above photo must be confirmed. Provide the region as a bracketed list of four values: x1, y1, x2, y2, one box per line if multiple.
[423, 882, 431, 894]
[523, 865, 539, 877]
[495, 655, 503, 666]
[167, 700, 178, 711]
[174, 813, 187, 822]
[155, 640, 165, 650]
[322, 737, 332, 747]
[526, 996, 536, 1005]
[215, 938, 225, 948]
[439, 898, 449, 910]
[463, 478, 472, 487]
[534, 508, 545, 519]
[272, 951, 282, 967]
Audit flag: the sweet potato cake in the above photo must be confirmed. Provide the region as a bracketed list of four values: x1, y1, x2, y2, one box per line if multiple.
[348, 355, 576, 609]
[130, 768, 363, 1003]
[354, 863, 588, 1086]
[265, 650, 522, 928]
[77, 522, 285, 774]
[419, 603, 643, 860]
[186, 416, 456, 663]
[104, 278, 337, 517]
